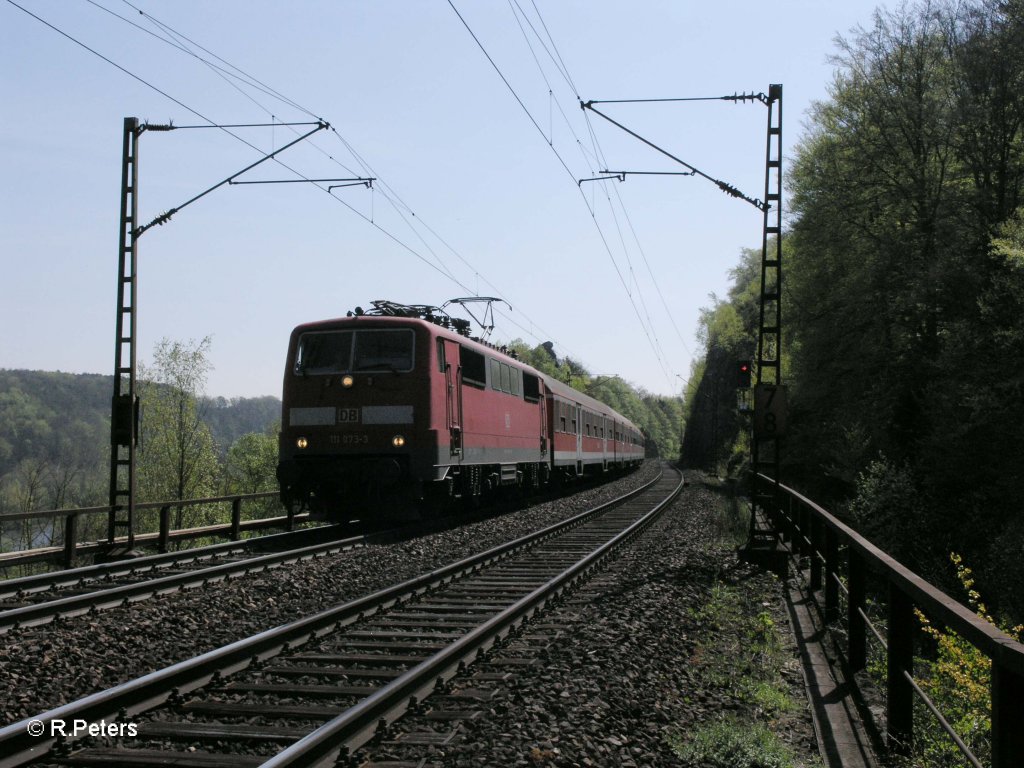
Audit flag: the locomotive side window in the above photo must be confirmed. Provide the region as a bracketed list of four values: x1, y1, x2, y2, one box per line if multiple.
[500, 363, 511, 393]
[294, 331, 354, 375]
[510, 367, 520, 396]
[490, 358, 501, 390]
[461, 346, 486, 388]
[437, 339, 446, 373]
[352, 329, 414, 372]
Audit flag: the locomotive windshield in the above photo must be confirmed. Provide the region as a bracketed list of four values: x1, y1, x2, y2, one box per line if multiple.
[294, 329, 414, 374]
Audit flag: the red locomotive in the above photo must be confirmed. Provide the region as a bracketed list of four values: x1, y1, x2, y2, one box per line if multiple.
[276, 300, 644, 520]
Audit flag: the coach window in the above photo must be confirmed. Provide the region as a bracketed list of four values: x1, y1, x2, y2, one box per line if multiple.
[461, 346, 486, 388]
[523, 372, 540, 403]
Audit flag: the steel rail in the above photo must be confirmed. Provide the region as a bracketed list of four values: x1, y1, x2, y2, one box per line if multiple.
[0, 525, 346, 601]
[0, 512, 313, 571]
[264, 467, 685, 767]
[0, 469, 665, 767]
[0, 528, 365, 634]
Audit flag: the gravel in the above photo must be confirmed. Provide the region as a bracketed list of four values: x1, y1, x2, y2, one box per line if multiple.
[359, 470, 821, 767]
[0, 462, 661, 725]
[2, 465, 823, 768]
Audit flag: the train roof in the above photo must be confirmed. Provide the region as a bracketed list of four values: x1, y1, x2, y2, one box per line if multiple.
[288, 315, 642, 434]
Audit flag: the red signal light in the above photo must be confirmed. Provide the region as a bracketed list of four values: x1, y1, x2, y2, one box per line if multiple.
[737, 360, 752, 388]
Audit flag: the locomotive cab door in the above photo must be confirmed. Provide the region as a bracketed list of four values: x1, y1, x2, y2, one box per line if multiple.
[538, 381, 548, 456]
[601, 415, 608, 471]
[441, 339, 462, 457]
[575, 403, 583, 476]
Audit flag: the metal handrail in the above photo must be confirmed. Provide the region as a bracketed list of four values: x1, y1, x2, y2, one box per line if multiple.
[758, 473, 1024, 768]
[0, 491, 278, 523]
[0, 491, 295, 570]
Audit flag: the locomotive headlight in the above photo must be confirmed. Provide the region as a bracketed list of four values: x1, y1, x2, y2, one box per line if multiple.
[391, 435, 406, 448]
[296, 437, 308, 449]
[341, 375, 354, 388]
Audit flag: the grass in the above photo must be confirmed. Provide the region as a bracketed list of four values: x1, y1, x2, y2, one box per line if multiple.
[668, 476, 818, 767]
[668, 719, 801, 768]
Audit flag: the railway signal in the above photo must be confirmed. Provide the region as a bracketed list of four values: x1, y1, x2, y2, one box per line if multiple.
[737, 360, 752, 388]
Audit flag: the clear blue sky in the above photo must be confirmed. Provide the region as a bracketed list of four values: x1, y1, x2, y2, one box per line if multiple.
[1, 0, 885, 399]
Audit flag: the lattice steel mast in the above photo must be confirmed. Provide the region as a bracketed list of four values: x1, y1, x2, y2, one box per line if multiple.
[751, 84, 784, 539]
[105, 117, 335, 556]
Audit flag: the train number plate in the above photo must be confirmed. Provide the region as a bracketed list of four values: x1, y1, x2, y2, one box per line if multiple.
[330, 433, 369, 445]
[337, 408, 359, 423]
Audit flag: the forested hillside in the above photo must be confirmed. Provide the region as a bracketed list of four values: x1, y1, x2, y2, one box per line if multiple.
[683, 0, 1024, 622]
[0, 368, 280, 513]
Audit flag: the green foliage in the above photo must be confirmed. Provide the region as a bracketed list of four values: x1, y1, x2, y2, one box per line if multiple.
[686, 0, 1024, 623]
[690, 582, 794, 716]
[0, 371, 110, 516]
[202, 396, 281, 455]
[992, 207, 1024, 268]
[224, 428, 280, 495]
[668, 487, 817, 766]
[0, 365, 282, 521]
[674, 569, 803, 766]
[682, 246, 763, 473]
[136, 338, 220, 512]
[847, 456, 931, 570]
[668, 719, 801, 768]
[912, 554, 1024, 767]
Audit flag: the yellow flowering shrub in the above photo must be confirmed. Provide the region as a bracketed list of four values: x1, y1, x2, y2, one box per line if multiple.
[912, 553, 1024, 767]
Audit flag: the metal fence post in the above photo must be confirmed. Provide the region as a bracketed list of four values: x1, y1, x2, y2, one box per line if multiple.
[848, 548, 866, 672]
[63, 513, 78, 569]
[798, 503, 809, 558]
[824, 526, 839, 623]
[809, 515, 822, 592]
[230, 498, 242, 541]
[158, 505, 171, 553]
[992, 660, 1024, 768]
[887, 582, 914, 755]
[785, 494, 796, 544]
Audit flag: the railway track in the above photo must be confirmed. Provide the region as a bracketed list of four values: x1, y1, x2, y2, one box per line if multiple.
[0, 526, 359, 634]
[0, 465, 683, 768]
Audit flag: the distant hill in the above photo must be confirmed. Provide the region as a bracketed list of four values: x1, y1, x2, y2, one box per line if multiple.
[0, 369, 281, 476]
[201, 395, 281, 449]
